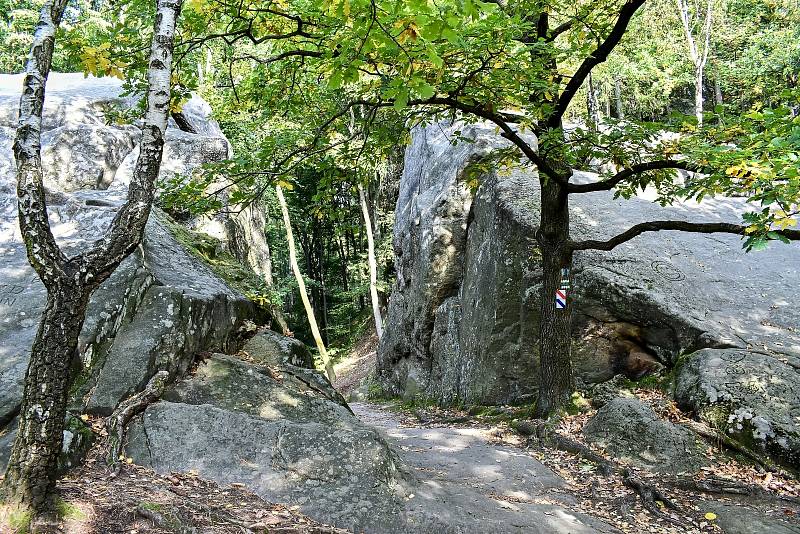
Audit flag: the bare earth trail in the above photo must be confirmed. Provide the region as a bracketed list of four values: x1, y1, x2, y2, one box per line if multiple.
[349, 402, 620, 533]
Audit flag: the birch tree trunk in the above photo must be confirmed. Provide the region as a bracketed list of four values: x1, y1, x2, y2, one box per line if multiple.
[586, 72, 601, 129]
[358, 184, 383, 339]
[275, 184, 336, 382]
[676, 0, 713, 126]
[2, 0, 182, 515]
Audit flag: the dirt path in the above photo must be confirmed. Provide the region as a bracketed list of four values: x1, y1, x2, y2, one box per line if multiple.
[350, 402, 620, 534]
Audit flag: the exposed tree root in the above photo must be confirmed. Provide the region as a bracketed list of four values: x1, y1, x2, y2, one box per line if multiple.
[622, 469, 688, 528]
[135, 504, 170, 528]
[514, 418, 794, 527]
[105, 371, 169, 471]
[667, 476, 800, 505]
[678, 419, 792, 478]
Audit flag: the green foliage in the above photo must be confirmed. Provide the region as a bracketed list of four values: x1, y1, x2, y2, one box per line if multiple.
[156, 211, 281, 317]
[677, 92, 800, 248]
[55, 499, 87, 521]
[6, 0, 794, 353]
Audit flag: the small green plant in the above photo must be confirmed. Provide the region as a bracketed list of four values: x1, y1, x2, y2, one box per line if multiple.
[56, 498, 87, 521]
[1, 504, 32, 534]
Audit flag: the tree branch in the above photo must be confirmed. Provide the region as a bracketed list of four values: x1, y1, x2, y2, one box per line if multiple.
[13, 0, 71, 287]
[568, 160, 699, 193]
[570, 220, 800, 251]
[422, 97, 569, 183]
[549, 0, 646, 127]
[80, 0, 183, 284]
[547, 20, 573, 42]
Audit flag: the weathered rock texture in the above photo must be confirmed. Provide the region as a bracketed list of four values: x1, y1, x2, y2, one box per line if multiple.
[675, 349, 800, 470]
[0, 73, 256, 467]
[127, 330, 616, 534]
[378, 120, 800, 411]
[378, 122, 540, 405]
[583, 397, 708, 473]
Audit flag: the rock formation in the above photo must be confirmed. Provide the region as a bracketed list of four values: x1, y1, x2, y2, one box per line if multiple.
[675, 348, 800, 470]
[125, 329, 616, 533]
[377, 120, 800, 465]
[0, 73, 261, 465]
[583, 397, 708, 474]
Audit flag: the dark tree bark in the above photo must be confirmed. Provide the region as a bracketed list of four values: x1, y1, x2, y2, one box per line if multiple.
[533, 177, 574, 418]
[2, 286, 88, 513]
[2, 0, 183, 516]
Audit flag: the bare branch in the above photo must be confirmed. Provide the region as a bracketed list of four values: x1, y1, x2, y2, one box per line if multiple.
[570, 220, 800, 251]
[549, 0, 646, 127]
[568, 160, 699, 193]
[547, 20, 573, 42]
[79, 0, 183, 284]
[13, 0, 71, 286]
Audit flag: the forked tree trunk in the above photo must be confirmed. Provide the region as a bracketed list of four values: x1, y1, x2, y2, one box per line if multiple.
[534, 178, 574, 418]
[358, 184, 383, 339]
[275, 184, 336, 382]
[2, 0, 182, 515]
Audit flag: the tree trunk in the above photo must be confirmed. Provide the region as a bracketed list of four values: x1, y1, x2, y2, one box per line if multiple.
[534, 178, 574, 418]
[694, 65, 704, 126]
[614, 78, 625, 119]
[2, 0, 181, 517]
[358, 184, 384, 339]
[2, 288, 86, 512]
[275, 184, 335, 381]
[714, 74, 723, 107]
[586, 72, 601, 129]
[336, 235, 349, 293]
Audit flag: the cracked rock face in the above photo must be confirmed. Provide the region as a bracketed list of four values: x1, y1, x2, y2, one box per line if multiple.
[378, 120, 800, 407]
[675, 348, 800, 469]
[0, 73, 256, 467]
[583, 397, 708, 474]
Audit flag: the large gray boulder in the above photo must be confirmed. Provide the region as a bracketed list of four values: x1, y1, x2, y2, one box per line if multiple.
[126, 332, 411, 533]
[39, 123, 138, 191]
[675, 348, 800, 469]
[0, 73, 269, 275]
[378, 120, 800, 406]
[127, 330, 616, 534]
[378, 123, 540, 405]
[583, 397, 708, 473]
[0, 74, 257, 466]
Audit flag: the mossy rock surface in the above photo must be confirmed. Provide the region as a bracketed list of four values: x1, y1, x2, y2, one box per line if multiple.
[583, 397, 708, 474]
[675, 348, 800, 470]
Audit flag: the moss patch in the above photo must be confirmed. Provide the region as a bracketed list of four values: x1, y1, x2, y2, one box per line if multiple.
[155, 211, 275, 318]
[56, 498, 87, 521]
[0, 504, 32, 534]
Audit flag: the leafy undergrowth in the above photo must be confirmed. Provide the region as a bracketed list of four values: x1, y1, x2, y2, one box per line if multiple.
[16, 448, 349, 534]
[384, 389, 800, 534]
